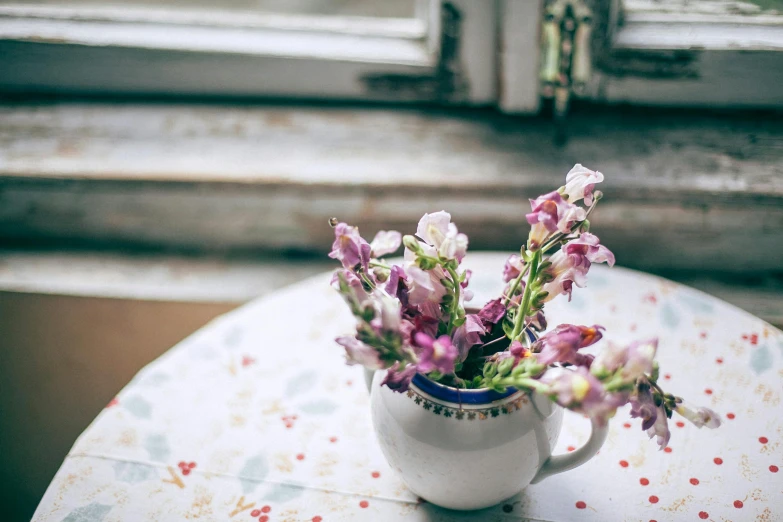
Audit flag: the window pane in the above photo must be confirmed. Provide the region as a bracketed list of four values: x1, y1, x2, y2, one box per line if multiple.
[0, 0, 419, 18]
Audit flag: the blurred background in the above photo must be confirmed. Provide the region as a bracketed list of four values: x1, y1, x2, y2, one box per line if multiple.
[1, 0, 782, 519]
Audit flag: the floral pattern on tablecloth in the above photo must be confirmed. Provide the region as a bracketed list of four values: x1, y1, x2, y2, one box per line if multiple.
[34, 254, 783, 521]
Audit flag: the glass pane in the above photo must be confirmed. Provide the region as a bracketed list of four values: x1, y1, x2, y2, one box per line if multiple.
[0, 0, 419, 18]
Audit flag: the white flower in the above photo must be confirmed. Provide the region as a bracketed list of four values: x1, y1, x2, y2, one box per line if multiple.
[416, 211, 452, 248]
[562, 164, 604, 205]
[675, 402, 722, 429]
[370, 230, 402, 257]
[438, 223, 469, 261]
[372, 290, 402, 332]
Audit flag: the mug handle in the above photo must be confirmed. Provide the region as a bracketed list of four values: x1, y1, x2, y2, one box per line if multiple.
[363, 368, 376, 394]
[530, 416, 608, 484]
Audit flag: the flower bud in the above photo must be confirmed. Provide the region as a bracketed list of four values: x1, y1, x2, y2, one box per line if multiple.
[328, 217, 339, 228]
[402, 234, 421, 253]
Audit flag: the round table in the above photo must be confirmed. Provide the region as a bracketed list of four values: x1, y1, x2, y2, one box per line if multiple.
[33, 254, 782, 521]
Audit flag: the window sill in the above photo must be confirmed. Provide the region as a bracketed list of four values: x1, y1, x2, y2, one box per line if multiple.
[1, 102, 782, 273]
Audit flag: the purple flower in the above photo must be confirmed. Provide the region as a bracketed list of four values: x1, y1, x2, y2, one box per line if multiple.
[675, 402, 722, 429]
[502, 254, 525, 283]
[384, 265, 409, 307]
[562, 164, 604, 205]
[533, 324, 604, 365]
[477, 298, 507, 330]
[630, 387, 658, 431]
[329, 222, 372, 272]
[381, 362, 417, 392]
[590, 341, 628, 376]
[414, 333, 458, 374]
[336, 335, 384, 370]
[526, 192, 585, 251]
[452, 314, 486, 361]
[370, 230, 402, 257]
[647, 404, 671, 449]
[541, 233, 614, 302]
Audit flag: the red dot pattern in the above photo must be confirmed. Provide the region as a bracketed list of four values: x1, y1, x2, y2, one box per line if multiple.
[296, 453, 305, 460]
[759, 437, 769, 444]
[726, 413, 735, 419]
[623, 422, 631, 429]
[567, 446, 576, 452]
[714, 457, 723, 465]
[704, 389, 713, 395]
[250, 510, 261, 517]
[359, 501, 369, 509]
[715, 357, 723, 364]
[313, 517, 323, 522]
[664, 447, 673, 453]
[259, 516, 269, 522]
[371, 471, 380, 478]
[698, 512, 709, 520]
[575, 501, 586, 509]
[734, 500, 743, 508]
[648, 496, 659, 504]
[770, 465, 779, 473]
[619, 460, 629, 468]
[261, 506, 271, 514]
[639, 478, 649, 486]
[675, 421, 685, 428]
[690, 478, 700, 485]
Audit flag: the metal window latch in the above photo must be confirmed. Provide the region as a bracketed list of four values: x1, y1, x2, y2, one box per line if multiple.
[540, 0, 593, 132]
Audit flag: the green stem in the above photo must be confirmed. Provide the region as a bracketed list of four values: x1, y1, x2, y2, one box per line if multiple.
[539, 197, 601, 254]
[511, 250, 541, 340]
[503, 264, 529, 306]
[497, 375, 550, 395]
[445, 265, 461, 331]
[369, 260, 392, 269]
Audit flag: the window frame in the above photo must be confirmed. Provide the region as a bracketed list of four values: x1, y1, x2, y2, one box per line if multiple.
[0, 0, 521, 106]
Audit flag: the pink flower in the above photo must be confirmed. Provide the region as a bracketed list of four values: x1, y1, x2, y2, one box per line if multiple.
[414, 333, 458, 374]
[526, 192, 585, 250]
[622, 339, 657, 380]
[502, 254, 525, 283]
[329, 222, 372, 271]
[331, 269, 369, 307]
[541, 233, 614, 301]
[591, 338, 657, 381]
[406, 265, 448, 311]
[562, 164, 604, 205]
[533, 324, 604, 365]
[545, 368, 626, 425]
[370, 230, 402, 257]
[451, 314, 486, 360]
[336, 336, 384, 370]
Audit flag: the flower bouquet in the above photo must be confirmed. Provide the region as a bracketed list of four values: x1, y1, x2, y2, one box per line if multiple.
[328, 165, 720, 508]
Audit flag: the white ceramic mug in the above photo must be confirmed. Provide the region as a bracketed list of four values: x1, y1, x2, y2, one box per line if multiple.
[366, 368, 608, 510]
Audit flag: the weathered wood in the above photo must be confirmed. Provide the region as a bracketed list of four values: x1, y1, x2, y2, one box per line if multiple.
[0, 103, 782, 273]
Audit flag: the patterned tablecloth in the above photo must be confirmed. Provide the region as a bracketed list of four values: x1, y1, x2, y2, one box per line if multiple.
[34, 253, 782, 522]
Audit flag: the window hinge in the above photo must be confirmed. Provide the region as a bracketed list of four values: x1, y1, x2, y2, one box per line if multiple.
[540, 0, 593, 130]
